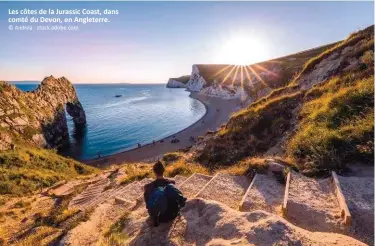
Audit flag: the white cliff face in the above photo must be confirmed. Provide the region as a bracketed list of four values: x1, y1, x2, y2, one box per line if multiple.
[187, 65, 206, 91]
[200, 84, 248, 100]
[166, 78, 188, 88]
[185, 64, 279, 101]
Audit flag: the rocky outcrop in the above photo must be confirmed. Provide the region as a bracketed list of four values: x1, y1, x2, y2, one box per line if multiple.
[0, 76, 86, 149]
[166, 78, 188, 88]
[296, 26, 374, 89]
[187, 65, 207, 91]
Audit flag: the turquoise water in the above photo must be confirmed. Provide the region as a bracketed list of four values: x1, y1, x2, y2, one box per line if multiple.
[15, 83, 206, 160]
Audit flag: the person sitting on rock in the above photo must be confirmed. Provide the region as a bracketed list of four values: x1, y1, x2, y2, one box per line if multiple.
[144, 161, 187, 226]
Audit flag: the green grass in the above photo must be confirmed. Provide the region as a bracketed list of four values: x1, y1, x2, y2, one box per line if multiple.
[100, 211, 130, 245]
[165, 159, 210, 177]
[16, 226, 63, 246]
[287, 75, 374, 173]
[0, 146, 97, 195]
[119, 164, 153, 185]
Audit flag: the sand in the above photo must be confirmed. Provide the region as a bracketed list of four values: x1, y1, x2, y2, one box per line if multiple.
[287, 172, 342, 232]
[179, 173, 213, 199]
[241, 173, 285, 214]
[84, 92, 243, 167]
[196, 174, 250, 210]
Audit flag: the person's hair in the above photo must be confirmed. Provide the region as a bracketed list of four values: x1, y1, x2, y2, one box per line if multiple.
[153, 161, 165, 176]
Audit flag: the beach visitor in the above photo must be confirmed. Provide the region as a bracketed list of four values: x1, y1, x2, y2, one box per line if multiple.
[138, 143, 141, 148]
[144, 161, 187, 227]
[97, 152, 101, 158]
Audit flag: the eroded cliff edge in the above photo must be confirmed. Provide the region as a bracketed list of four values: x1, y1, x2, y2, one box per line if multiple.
[0, 76, 86, 150]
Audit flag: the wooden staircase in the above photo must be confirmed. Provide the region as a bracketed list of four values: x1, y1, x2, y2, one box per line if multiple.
[66, 166, 372, 244]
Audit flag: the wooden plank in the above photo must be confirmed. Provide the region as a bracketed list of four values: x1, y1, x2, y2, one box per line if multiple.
[282, 171, 291, 216]
[332, 171, 352, 226]
[239, 174, 258, 211]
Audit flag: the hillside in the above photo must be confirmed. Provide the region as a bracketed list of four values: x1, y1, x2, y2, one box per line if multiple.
[192, 25, 374, 175]
[184, 42, 338, 99]
[166, 75, 190, 88]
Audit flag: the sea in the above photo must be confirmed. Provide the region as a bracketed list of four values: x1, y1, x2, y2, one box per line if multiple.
[14, 83, 206, 160]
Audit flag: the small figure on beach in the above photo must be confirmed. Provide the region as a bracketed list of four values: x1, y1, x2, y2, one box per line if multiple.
[202, 120, 205, 124]
[171, 139, 180, 144]
[138, 143, 141, 148]
[153, 140, 156, 145]
[97, 152, 101, 159]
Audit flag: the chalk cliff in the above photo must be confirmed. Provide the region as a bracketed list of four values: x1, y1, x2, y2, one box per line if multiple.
[0, 76, 86, 150]
[182, 42, 338, 101]
[166, 75, 190, 88]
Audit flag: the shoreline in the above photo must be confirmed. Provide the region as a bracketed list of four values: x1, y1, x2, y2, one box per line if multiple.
[84, 91, 243, 167]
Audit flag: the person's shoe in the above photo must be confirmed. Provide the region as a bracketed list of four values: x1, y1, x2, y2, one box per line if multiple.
[146, 216, 154, 226]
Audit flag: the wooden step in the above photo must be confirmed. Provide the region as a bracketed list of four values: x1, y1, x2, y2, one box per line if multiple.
[240, 173, 285, 214]
[285, 171, 342, 232]
[116, 178, 153, 203]
[196, 173, 250, 210]
[179, 173, 213, 199]
[69, 179, 110, 209]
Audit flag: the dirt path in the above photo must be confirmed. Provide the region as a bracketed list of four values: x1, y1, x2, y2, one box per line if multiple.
[196, 174, 250, 209]
[84, 92, 242, 167]
[287, 172, 342, 232]
[241, 173, 285, 214]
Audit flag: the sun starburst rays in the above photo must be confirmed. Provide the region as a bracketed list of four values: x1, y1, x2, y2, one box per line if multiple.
[205, 61, 276, 94]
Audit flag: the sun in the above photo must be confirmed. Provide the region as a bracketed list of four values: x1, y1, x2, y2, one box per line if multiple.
[216, 35, 268, 65]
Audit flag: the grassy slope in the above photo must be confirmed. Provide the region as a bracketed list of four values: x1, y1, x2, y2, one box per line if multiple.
[0, 146, 97, 196]
[195, 41, 338, 91]
[195, 26, 374, 174]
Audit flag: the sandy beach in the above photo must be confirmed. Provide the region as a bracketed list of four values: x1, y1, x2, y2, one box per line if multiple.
[85, 91, 243, 167]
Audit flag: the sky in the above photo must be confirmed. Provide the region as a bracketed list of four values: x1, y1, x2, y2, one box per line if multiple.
[0, 1, 373, 83]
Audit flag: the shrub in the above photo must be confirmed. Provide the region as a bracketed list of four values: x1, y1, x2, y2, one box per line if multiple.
[165, 159, 209, 177]
[119, 165, 153, 185]
[223, 157, 268, 177]
[162, 152, 183, 165]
